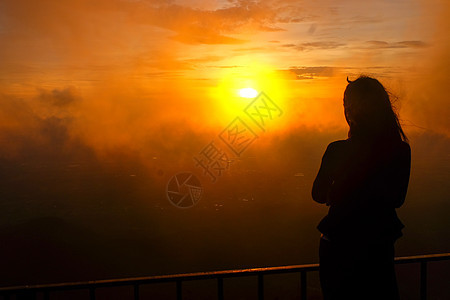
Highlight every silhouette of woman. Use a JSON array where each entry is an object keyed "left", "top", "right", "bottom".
[{"left": 312, "top": 76, "right": 411, "bottom": 300}]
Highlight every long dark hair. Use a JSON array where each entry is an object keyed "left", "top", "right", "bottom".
[{"left": 344, "top": 76, "right": 407, "bottom": 143}]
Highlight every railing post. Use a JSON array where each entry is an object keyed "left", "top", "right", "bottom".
[
  {"left": 176, "top": 279, "right": 182, "bottom": 300},
  {"left": 420, "top": 261, "right": 427, "bottom": 300},
  {"left": 301, "top": 271, "right": 307, "bottom": 300},
  {"left": 43, "top": 289, "right": 50, "bottom": 300},
  {"left": 217, "top": 277, "right": 224, "bottom": 300},
  {"left": 134, "top": 284, "right": 139, "bottom": 300},
  {"left": 89, "top": 287, "right": 96, "bottom": 300},
  {"left": 258, "top": 274, "right": 264, "bottom": 300}
]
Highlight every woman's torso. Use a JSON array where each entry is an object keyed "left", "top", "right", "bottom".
[{"left": 317, "top": 138, "right": 411, "bottom": 242}]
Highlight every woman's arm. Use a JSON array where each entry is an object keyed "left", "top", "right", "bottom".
[{"left": 312, "top": 144, "right": 334, "bottom": 204}]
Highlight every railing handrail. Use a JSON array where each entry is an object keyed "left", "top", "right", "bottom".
[
  {"left": 1, "top": 252, "right": 449, "bottom": 293},
  {"left": 0, "top": 264, "right": 320, "bottom": 293},
  {"left": 394, "top": 252, "right": 450, "bottom": 263}
]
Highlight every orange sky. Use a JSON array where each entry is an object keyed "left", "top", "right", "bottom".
[{"left": 0, "top": 0, "right": 449, "bottom": 162}]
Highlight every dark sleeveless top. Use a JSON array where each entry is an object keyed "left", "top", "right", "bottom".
[{"left": 312, "top": 138, "right": 411, "bottom": 242}]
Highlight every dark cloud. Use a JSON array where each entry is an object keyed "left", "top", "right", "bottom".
[
  {"left": 396, "top": 41, "right": 428, "bottom": 48},
  {"left": 365, "top": 40, "right": 428, "bottom": 49},
  {"left": 283, "top": 41, "right": 346, "bottom": 51},
  {"left": 0, "top": 93, "right": 76, "bottom": 161},
  {"left": 37, "top": 87, "right": 79, "bottom": 107},
  {"left": 287, "top": 66, "right": 337, "bottom": 79}
]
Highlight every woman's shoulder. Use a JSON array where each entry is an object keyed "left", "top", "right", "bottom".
[
  {"left": 323, "top": 139, "right": 351, "bottom": 159},
  {"left": 326, "top": 139, "right": 351, "bottom": 152}
]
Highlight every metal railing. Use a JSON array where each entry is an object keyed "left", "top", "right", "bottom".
[{"left": 0, "top": 253, "right": 449, "bottom": 300}]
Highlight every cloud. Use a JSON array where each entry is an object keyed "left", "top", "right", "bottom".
[
  {"left": 131, "top": 1, "right": 287, "bottom": 45},
  {"left": 287, "top": 66, "right": 337, "bottom": 79},
  {"left": 171, "top": 33, "right": 246, "bottom": 45},
  {"left": 365, "top": 40, "right": 428, "bottom": 49},
  {"left": 283, "top": 41, "right": 346, "bottom": 51},
  {"left": 0, "top": 92, "right": 77, "bottom": 160},
  {"left": 37, "top": 87, "right": 79, "bottom": 107}
]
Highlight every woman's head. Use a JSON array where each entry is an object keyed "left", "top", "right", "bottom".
[{"left": 343, "top": 76, "right": 407, "bottom": 142}]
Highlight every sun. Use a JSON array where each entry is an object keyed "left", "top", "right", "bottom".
[
  {"left": 208, "top": 62, "right": 291, "bottom": 131},
  {"left": 239, "top": 87, "right": 258, "bottom": 98}
]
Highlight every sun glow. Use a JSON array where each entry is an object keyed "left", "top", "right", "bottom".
[{"left": 210, "top": 63, "right": 291, "bottom": 132}]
